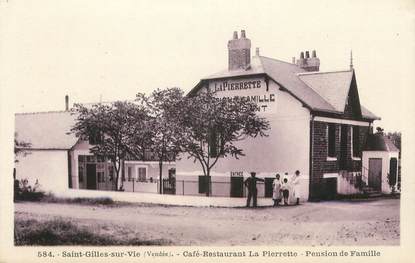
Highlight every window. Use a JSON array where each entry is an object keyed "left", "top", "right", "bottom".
[
  {"left": 96, "top": 163, "right": 105, "bottom": 183},
  {"left": 352, "top": 126, "right": 360, "bottom": 158},
  {"left": 97, "top": 171, "right": 105, "bottom": 183},
  {"left": 328, "top": 124, "right": 336, "bottom": 158},
  {"left": 78, "top": 163, "right": 84, "bottom": 183},
  {"left": 127, "top": 167, "right": 133, "bottom": 182},
  {"left": 209, "top": 127, "right": 224, "bottom": 157},
  {"left": 86, "top": 155, "right": 96, "bottom": 163},
  {"left": 137, "top": 167, "right": 147, "bottom": 182}
]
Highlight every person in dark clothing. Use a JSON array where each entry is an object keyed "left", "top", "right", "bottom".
[{"left": 244, "top": 172, "right": 265, "bottom": 207}]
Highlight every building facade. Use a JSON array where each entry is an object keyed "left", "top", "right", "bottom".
[
  {"left": 14, "top": 110, "right": 175, "bottom": 195},
  {"left": 176, "top": 30, "right": 384, "bottom": 201}
]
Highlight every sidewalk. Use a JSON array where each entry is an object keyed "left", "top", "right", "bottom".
[{"left": 56, "top": 189, "right": 276, "bottom": 207}]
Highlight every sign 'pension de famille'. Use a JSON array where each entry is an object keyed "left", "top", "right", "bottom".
[{"left": 210, "top": 77, "right": 276, "bottom": 112}]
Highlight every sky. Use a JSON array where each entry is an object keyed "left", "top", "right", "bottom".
[{"left": 1, "top": 0, "right": 414, "bottom": 132}]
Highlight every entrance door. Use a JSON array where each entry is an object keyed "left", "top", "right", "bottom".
[
  {"left": 389, "top": 158, "right": 398, "bottom": 186},
  {"left": 86, "top": 163, "right": 97, "bottom": 190},
  {"left": 339, "top": 125, "right": 348, "bottom": 170},
  {"left": 264, "top": 178, "right": 274, "bottom": 198},
  {"left": 368, "top": 158, "right": 382, "bottom": 191},
  {"left": 230, "top": 177, "right": 244, "bottom": 197}
]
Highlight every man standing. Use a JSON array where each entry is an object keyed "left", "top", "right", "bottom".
[{"left": 244, "top": 172, "right": 264, "bottom": 207}]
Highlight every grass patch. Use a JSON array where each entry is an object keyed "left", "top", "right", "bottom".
[
  {"left": 14, "top": 217, "right": 170, "bottom": 246},
  {"left": 39, "top": 195, "right": 116, "bottom": 206}
]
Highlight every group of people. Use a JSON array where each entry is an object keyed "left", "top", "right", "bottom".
[{"left": 244, "top": 170, "right": 301, "bottom": 208}]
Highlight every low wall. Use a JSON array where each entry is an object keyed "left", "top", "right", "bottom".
[{"left": 56, "top": 189, "right": 275, "bottom": 207}]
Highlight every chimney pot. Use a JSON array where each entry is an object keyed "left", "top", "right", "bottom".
[
  {"left": 233, "top": 31, "right": 238, "bottom": 39},
  {"left": 241, "top": 30, "right": 246, "bottom": 38},
  {"left": 65, "top": 95, "right": 69, "bottom": 111},
  {"left": 305, "top": 51, "right": 310, "bottom": 59},
  {"left": 300, "top": 52, "right": 304, "bottom": 59},
  {"left": 312, "top": 50, "right": 316, "bottom": 58}
]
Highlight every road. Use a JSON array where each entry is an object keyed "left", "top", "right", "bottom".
[{"left": 14, "top": 198, "right": 400, "bottom": 246}]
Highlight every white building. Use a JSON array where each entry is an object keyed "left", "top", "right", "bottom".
[
  {"left": 175, "top": 30, "right": 392, "bottom": 201},
  {"left": 14, "top": 110, "right": 175, "bottom": 194}
]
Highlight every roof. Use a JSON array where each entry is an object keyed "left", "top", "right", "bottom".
[
  {"left": 192, "top": 55, "right": 379, "bottom": 120},
  {"left": 297, "top": 70, "right": 353, "bottom": 112},
  {"left": 15, "top": 111, "right": 79, "bottom": 150},
  {"left": 364, "top": 133, "right": 399, "bottom": 152}
]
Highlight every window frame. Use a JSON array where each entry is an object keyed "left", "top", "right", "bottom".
[
  {"left": 327, "top": 123, "right": 337, "bottom": 161},
  {"left": 351, "top": 126, "right": 362, "bottom": 160},
  {"left": 136, "top": 165, "right": 147, "bottom": 182}
]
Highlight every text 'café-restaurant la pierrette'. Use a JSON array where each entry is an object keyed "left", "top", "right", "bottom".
[{"left": 15, "top": 30, "right": 399, "bottom": 201}]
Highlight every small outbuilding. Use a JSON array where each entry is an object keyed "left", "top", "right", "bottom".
[{"left": 362, "top": 133, "right": 400, "bottom": 194}]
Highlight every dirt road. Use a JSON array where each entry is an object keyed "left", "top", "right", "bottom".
[{"left": 15, "top": 199, "right": 400, "bottom": 246}]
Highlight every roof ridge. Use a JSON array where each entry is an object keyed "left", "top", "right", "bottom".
[
  {"left": 297, "top": 69, "right": 352, "bottom": 76},
  {"left": 15, "top": 110, "right": 70, "bottom": 115},
  {"left": 259, "top": 56, "right": 298, "bottom": 67}
]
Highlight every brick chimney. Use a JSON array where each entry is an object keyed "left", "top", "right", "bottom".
[
  {"left": 228, "top": 30, "right": 251, "bottom": 71},
  {"left": 296, "top": 50, "right": 320, "bottom": 71}
]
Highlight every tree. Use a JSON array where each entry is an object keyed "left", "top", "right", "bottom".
[
  {"left": 180, "top": 91, "right": 270, "bottom": 196},
  {"left": 14, "top": 132, "right": 32, "bottom": 180},
  {"left": 386, "top": 131, "right": 401, "bottom": 152},
  {"left": 14, "top": 132, "right": 31, "bottom": 163},
  {"left": 71, "top": 101, "right": 149, "bottom": 191},
  {"left": 136, "top": 87, "right": 185, "bottom": 194}
]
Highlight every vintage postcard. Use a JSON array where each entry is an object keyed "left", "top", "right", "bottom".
[{"left": 0, "top": 0, "right": 414, "bottom": 262}]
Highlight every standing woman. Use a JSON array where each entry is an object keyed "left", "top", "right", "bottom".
[
  {"left": 292, "top": 170, "right": 301, "bottom": 205},
  {"left": 272, "top": 174, "right": 282, "bottom": 207}
]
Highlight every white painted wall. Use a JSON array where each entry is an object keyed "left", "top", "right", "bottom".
[
  {"left": 362, "top": 150, "right": 399, "bottom": 194},
  {"left": 123, "top": 161, "right": 175, "bottom": 193},
  {"left": 15, "top": 150, "right": 69, "bottom": 193},
  {"left": 176, "top": 78, "right": 311, "bottom": 200}
]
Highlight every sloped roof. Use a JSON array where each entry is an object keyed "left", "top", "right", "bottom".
[
  {"left": 297, "top": 70, "right": 353, "bottom": 112},
  {"left": 15, "top": 111, "right": 78, "bottom": 150},
  {"left": 193, "top": 55, "right": 379, "bottom": 120},
  {"left": 361, "top": 105, "right": 380, "bottom": 120},
  {"left": 364, "top": 133, "right": 399, "bottom": 152}
]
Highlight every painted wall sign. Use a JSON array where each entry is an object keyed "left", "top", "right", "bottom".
[
  {"left": 214, "top": 80, "right": 262, "bottom": 92},
  {"left": 210, "top": 77, "right": 276, "bottom": 112},
  {"left": 230, "top": 171, "right": 244, "bottom": 177}
]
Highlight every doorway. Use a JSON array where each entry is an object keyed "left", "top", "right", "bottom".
[
  {"left": 86, "top": 163, "right": 97, "bottom": 190},
  {"left": 264, "top": 178, "right": 274, "bottom": 198},
  {"left": 230, "top": 177, "right": 244, "bottom": 197},
  {"left": 368, "top": 158, "right": 382, "bottom": 191}
]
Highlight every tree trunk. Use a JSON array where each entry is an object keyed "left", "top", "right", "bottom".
[
  {"left": 159, "top": 160, "right": 163, "bottom": 194},
  {"left": 205, "top": 168, "right": 210, "bottom": 197}
]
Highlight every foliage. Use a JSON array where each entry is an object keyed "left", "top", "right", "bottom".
[
  {"left": 14, "top": 179, "right": 45, "bottom": 201},
  {"left": 14, "top": 218, "right": 170, "bottom": 246},
  {"left": 71, "top": 101, "right": 149, "bottom": 190},
  {"left": 179, "top": 91, "right": 270, "bottom": 195},
  {"left": 387, "top": 172, "right": 397, "bottom": 194},
  {"left": 375, "top": 127, "right": 384, "bottom": 134},
  {"left": 14, "top": 132, "right": 31, "bottom": 163},
  {"left": 41, "top": 195, "right": 115, "bottom": 206},
  {"left": 386, "top": 131, "right": 401, "bottom": 151},
  {"left": 136, "top": 87, "right": 185, "bottom": 193}
]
